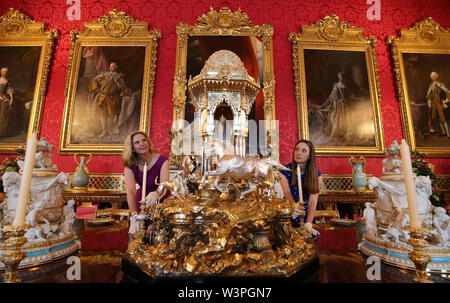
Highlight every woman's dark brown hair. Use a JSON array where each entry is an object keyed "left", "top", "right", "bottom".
[{"left": 290, "top": 139, "right": 320, "bottom": 195}]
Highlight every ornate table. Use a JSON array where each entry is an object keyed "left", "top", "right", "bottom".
[
  {"left": 318, "top": 190, "right": 377, "bottom": 216},
  {"left": 63, "top": 173, "right": 127, "bottom": 209},
  {"left": 63, "top": 189, "right": 127, "bottom": 209}
]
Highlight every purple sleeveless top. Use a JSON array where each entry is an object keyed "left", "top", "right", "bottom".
[{"left": 130, "top": 155, "right": 169, "bottom": 212}]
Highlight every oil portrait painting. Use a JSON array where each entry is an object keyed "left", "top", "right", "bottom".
[
  {"left": 0, "top": 46, "right": 41, "bottom": 144},
  {"left": 68, "top": 45, "right": 145, "bottom": 145},
  {"left": 305, "top": 49, "right": 376, "bottom": 148}
]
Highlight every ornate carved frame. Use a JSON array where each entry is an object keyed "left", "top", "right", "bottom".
[
  {"left": 60, "top": 9, "right": 161, "bottom": 154},
  {"left": 388, "top": 17, "right": 450, "bottom": 157},
  {"left": 169, "top": 7, "right": 277, "bottom": 165},
  {"left": 0, "top": 8, "right": 58, "bottom": 153},
  {"left": 289, "top": 15, "right": 384, "bottom": 156}
]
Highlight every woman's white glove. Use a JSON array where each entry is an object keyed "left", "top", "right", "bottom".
[
  {"left": 304, "top": 222, "right": 320, "bottom": 237},
  {"left": 145, "top": 191, "right": 159, "bottom": 207},
  {"left": 291, "top": 204, "right": 302, "bottom": 219},
  {"left": 128, "top": 212, "right": 140, "bottom": 235}
]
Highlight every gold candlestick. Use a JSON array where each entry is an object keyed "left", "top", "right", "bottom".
[
  {"left": 405, "top": 226, "right": 433, "bottom": 283},
  {"left": 1, "top": 225, "right": 29, "bottom": 283},
  {"left": 135, "top": 198, "right": 148, "bottom": 237}
]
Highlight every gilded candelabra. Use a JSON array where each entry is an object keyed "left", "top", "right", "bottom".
[
  {"left": 406, "top": 226, "right": 433, "bottom": 283},
  {"left": 0, "top": 225, "right": 29, "bottom": 283}
]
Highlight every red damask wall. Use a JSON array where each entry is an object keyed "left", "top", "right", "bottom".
[{"left": 1, "top": 0, "right": 449, "bottom": 177}]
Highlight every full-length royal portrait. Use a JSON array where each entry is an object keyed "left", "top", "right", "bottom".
[
  {"left": 60, "top": 9, "right": 161, "bottom": 154},
  {"left": 69, "top": 46, "right": 145, "bottom": 145},
  {"left": 388, "top": 17, "right": 450, "bottom": 156},
  {"left": 0, "top": 9, "right": 58, "bottom": 153},
  {"left": 0, "top": 47, "right": 40, "bottom": 142},
  {"left": 305, "top": 49, "right": 375, "bottom": 147},
  {"left": 401, "top": 53, "right": 450, "bottom": 148},
  {"left": 289, "top": 15, "right": 384, "bottom": 156}
]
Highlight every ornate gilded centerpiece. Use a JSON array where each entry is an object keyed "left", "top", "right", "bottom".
[{"left": 124, "top": 48, "right": 317, "bottom": 280}]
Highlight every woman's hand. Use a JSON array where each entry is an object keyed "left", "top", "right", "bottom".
[
  {"left": 145, "top": 191, "right": 159, "bottom": 206},
  {"left": 128, "top": 212, "right": 139, "bottom": 235},
  {"left": 305, "top": 222, "right": 320, "bottom": 237},
  {"left": 291, "top": 203, "right": 302, "bottom": 219}
]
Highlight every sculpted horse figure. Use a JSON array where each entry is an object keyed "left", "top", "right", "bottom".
[
  {"left": 200, "top": 155, "right": 290, "bottom": 199},
  {"left": 202, "top": 138, "right": 236, "bottom": 173}
]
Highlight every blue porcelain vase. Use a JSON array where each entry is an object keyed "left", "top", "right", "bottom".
[
  {"left": 71, "top": 153, "right": 91, "bottom": 189},
  {"left": 349, "top": 156, "right": 367, "bottom": 192}
]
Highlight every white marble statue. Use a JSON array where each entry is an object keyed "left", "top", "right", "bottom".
[
  {"left": 414, "top": 175, "right": 434, "bottom": 227},
  {"left": 1, "top": 171, "right": 21, "bottom": 224},
  {"left": 2, "top": 158, "right": 72, "bottom": 243},
  {"left": 34, "top": 137, "right": 57, "bottom": 170},
  {"left": 24, "top": 201, "right": 47, "bottom": 242},
  {"left": 366, "top": 141, "right": 448, "bottom": 248},
  {"left": 382, "top": 140, "right": 402, "bottom": 175},
  {"left": 381, "top": 207, "right": 410, "bottom": 243},
  {"left": 363, "top": 202, "right": 377, "bottom": 236},
  {"left": 360, "top": 141, "right": 449, "bottom": 272},
  {"left": 431, "top": 207, "right": 450, "bottom": 247},
  {"left": 368, "top": 176, "right": 406, "bottom": 226},
  {"left": 59, "top": 199, "right": 76, "bottom": 236}
]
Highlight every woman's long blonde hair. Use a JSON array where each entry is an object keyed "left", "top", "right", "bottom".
[
  {"left": 121, "top": 130, "right": 157, "bottom": 168},
  {"left": 289, "top": 139, "right": 320, "bottom": 195}
]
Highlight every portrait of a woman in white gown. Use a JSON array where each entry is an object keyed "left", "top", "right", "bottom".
[{"left": 305, "top": 49, "right": 376, "bottom": 148}]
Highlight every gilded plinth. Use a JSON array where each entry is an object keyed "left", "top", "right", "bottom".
[
  {"left": 0, "top": 225, "right": 29, "bottom": 283},
  {"left": 126, "top": 193, "right": 317, "bottom": 278}
]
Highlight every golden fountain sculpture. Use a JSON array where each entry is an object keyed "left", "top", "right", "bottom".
[{"left": 124, "top": 50, "right": 317, "bottom": 279}]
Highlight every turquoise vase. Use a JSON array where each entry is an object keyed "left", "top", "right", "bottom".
[
  {"left": 349, "top": 156, "right": 367, "bottom": 192},
  {"left": 71, "top": 153, "right": 91, "bottom": 189}
]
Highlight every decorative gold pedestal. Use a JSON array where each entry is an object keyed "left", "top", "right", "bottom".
[
  {"left": 126, "top": 195, "right": 318, "bottom": 279},
  {"left": 406, "top": 226, "right": 433, "bottom": 283},
  {"left": 0, "top": 225, "right": 29, "bottom": 283}
]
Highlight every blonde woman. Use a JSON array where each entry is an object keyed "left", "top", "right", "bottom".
[{"left": 122, "top": 130, "right": 170, "bottom": 235}]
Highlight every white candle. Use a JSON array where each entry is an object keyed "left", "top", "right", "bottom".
[
  {"left": 400, "top": 139, "right": 420, "bottom": 228},
  {"left": 141, "top": 162, "right": 147, "bottom": 203},
  {"left": 297, "top": 164, "right": 304, "bottom": 203},
  {"left": 13, "top": 132, "right": 38, "bottom": 226}
]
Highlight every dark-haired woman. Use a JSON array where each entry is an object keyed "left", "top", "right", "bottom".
[{"left": 279, "top": 140, "right": 322, "bottom": 236}]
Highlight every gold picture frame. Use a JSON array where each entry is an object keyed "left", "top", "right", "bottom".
[
  {"left": 388, "top": 17, "right": 450, "bottom": 157},
  {"left": 0, "top": 8, "right": 58, "bottom": 153},
  {"left": 289, "top": 15, "right": 384, "bottom": 156},
  {"left": 169, "top": 7, "right": 277, "bottom": 164},
  {"left": 60, "top": 9, "right": 161, "bottom": 154}
]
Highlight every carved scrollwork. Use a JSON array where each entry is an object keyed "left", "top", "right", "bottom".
[
  {"left": 94, "top": 8, "right": 136, "bottom": 38},
  {"left": 313, "top": 14, "right": 354, "bottom": 42},
  {"left": 409, "top": 17, "right": 448, "bottom": 44},
  {"left": 0, "top": 8, "right": 34, "bottom": 37},
  {"left": 195, "top": 7, "right": 254, "bottom": 34}
]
